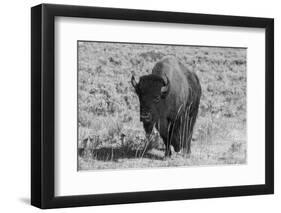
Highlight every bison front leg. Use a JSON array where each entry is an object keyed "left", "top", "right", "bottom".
[
  {"left": 157, "top": 119, "right": 172, "bottom": 158},
  {"left": 165, "top": 121, "right": 181, "bottom": 157},
  {"left": 160, "top": 134, "right": 172, "bottom": 157},
  {"left": 165, "top": 145, "right": 172, "bottom": 157}
]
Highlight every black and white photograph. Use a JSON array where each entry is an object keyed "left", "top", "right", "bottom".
[
  {"left": 0, "top": 0, "right": 277, "bottom": 211},
  {"left": 77, "top": 41, "right": 247, "bottom": 171}
]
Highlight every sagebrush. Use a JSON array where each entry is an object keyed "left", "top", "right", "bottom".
[{"left": 77, "top": 42, "right": 247, "bottom": 170}]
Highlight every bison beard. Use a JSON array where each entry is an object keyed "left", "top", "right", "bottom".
[{"left": 131, "top": 56, "right": 201, "bottom": 157}]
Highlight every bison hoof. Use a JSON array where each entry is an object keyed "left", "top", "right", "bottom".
[
  {"left": 173, "top": 145, "right": 181, "bottom": 152},
  {"left": 165, "top": 152, "right": 172, "bottom": 158},
  {"left": 180, "top": 148, "right": 191, "bottom": 158},
  {"left": 183, "top": 151, "right": 191, "bottom": 158}
]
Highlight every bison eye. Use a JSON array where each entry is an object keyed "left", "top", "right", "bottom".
[{"left": 153, "top": 96, "right": 160, "bottom": 103}]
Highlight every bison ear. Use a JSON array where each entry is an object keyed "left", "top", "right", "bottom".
[
  {"left": 131, "top": 75, "right": 139, "bottom": 91},
  {"left": 161, "top": 75, "right": 170, "bottom": 98}
]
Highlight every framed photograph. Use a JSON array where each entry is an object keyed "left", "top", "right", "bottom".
[{"left": 31, "top": 3, "right": 274, "bottom": 209}]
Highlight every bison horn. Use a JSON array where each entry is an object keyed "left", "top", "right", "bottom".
[
  {"left": 161, "top": 74, "right": 170, "bottom": 97},
  {"left": 131, "top": 75, "right": 138, "bottom": 89}
]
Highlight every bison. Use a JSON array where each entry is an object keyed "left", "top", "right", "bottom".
[{"left": 131, "top": 56, "right": 201, "bottom": 156}]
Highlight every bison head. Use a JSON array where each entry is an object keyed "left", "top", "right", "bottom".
[{"left": 131, "top": 74, "right": 170, "bottom": 136}]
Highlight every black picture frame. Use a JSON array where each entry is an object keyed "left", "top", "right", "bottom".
[{"left": 31, "top": 3, "right": 274, "bottom": 209}]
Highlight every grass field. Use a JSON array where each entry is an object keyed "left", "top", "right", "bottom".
[{"left": 77, "top": 41, "right": 247, "bottom": 171}]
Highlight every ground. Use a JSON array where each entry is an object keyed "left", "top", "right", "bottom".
[{"left": 77, "top": 42, "right": 247, "bottom": 170}]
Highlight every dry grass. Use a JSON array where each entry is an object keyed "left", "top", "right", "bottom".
[{"left": 77, "top": 42, "right": 247, "bottom": 170}]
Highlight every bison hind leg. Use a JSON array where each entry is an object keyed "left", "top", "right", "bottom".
[{"left": 165, "top": 146, "right": 172, "bottom": 157}]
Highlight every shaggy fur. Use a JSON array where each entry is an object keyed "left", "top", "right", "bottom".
[{"left": 132, "top": 56, "right": 201, "bottom": 156}]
